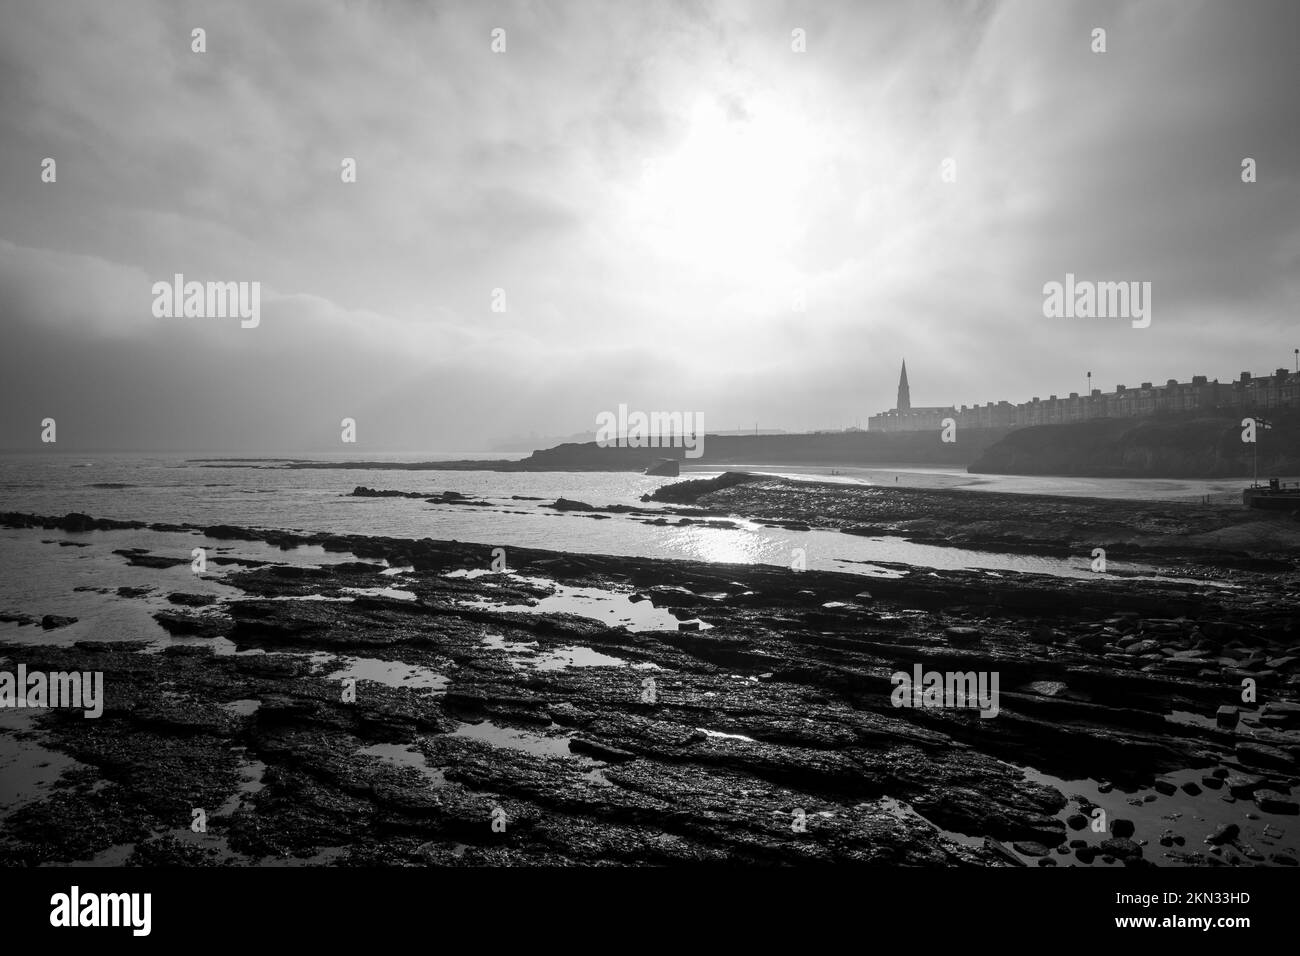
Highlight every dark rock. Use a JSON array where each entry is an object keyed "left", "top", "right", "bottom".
[
  {"left": 546, "top": 702, "right": 592, "bottom": 727},
  {"left": 113, "top": 549, "right": 189, "bottom": 569},
  {"left": 982, "top": 837, "right": 1025, "bottom": 866},
  {"left": 1254, "top": 790, "right": 1299, "bottom": 815},
  {"left": 547, "top": 498, "right": 596, "bottom": 512},
  {"left": 1127, "top": 639, "right": 1163, "bottom": 656},
  {"left": 1227, "top": 770, "right": 1268, "bottom": 801},
  {"left": 1075, "top": 632, "right": 1109, "bottom": 652},
  {"left": 1100, "top": 837, "right": 1142, "bottom": 860},
  {"left": 1206, "top": 823, "right": 1239, "bottom": 845},
  {"left": 1235, "top": 741, "right": 1293, "bottom": 771},
  {"left": 152, "top": 610, "right": 228, "bottom": 638},
  {"left": 569, "top": 738, "right": 637, "bottom": 762},
  {"left": 1261, "top": 701, "right": 1300, "bottom": 726},
  {"left": 1019, "top": 680, "right": 1069, "bottom": 697},
  {"left": 168, "top": 592, "right": 218, "bottom": 607},
  {"left": 1012, "top": 841, "right": 1052, "bottom": 857}
]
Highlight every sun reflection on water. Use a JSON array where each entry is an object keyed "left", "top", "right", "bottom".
[{"left": 662, "top": 526, "right": 773, "bottom": 565}]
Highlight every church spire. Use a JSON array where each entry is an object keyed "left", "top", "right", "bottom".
[{"left": 897, "top": 359, "right": 911, "bottom": 411}]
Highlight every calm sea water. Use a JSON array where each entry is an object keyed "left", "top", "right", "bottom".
[
  {"left": 0, "top": 453, "right": 1236, "bottom": 599},
  {"left": 0, "top": 451, "right": 1227, "bottom": 657}
]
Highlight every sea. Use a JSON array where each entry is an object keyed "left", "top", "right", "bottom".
[
  {"left": 1, "top": 453, "right": 1292, "bottom": 866},
  {"left": 0, "top": 450, "right": 1244, "bottom": 653},
  {"left": 0, "top": 452, "right": 1253, "bottom": 580},
  {"left": 0, "top": 452, "right": 1250, "bottom": 586}
]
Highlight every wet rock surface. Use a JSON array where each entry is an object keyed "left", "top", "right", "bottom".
[
  {"left": 643, "top": 473, "right": 1300, "bottom": 566},
  {"left": 1, "top": 491, "right": 1298, "bottom": 867}
]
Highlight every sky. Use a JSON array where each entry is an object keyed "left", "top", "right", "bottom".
[{"left": 1, "top": 0, "right": 1297, "bottom": 453}]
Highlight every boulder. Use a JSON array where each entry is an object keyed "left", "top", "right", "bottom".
[
  {"left": 168, "top": 592, "right": 217, "bottom": 607},
  {"left": 569, "top": 738, "right": 637, "bottom": 763},
  {"left": 1254, "top": 790, "right": 1299, "bottom": 815},
  {"left": 1099, "top": 837, "right": 1143, "bottom": 860},
  {"left": 1235, "top": 741, "right": 1293, "bottom": 771},
  {"left": 547, "top": 498, "right": 596, "bottom": 512},
  {"left": 1206, "top": 823, "right": 1239, "bottom": 845},
  {"left": 944, "top": 626, "right": 981, "bottom": 645},
  {"left": 1012, "top": 841, "right": 1052, "bottom": 857}
]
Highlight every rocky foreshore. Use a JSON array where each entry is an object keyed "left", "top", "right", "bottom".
[
  {"left": 644, "top": 472, "right": 1300, "bottom": 564},
  {"left": 1, "top": 485, "right": 1298, "bottom": 867}
]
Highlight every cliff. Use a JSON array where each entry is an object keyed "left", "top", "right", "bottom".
[
  {"left": 516, "top": 427, "right": 1016, "bottom": 471},
  {"left": 968, "top": 410, "right": 1300, "bottom": 479}
]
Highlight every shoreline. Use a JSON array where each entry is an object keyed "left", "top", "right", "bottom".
[{"left": 1, "top": 495, "right": 1298, "bottom": 866}]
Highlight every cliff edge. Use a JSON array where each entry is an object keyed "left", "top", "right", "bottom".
[{"left": 968, "top": 410, "right": 1300, "bottom": 478}]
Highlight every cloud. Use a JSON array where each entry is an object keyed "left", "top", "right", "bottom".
[{"left": 1, "top": 0, "right": 1297, "bottom": 449}]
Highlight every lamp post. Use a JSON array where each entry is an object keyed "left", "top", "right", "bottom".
[{"left": 1086, "top": 371, "right": 1092, "bottom": 419}]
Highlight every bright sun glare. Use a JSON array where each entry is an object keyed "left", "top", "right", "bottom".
[{"left": 630, "top": 96, "right": 816, "bottom": 276}]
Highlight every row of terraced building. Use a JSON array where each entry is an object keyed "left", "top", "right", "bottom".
[{"left": 867, "top": 361, "right": 1300, "bottom": 433}]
